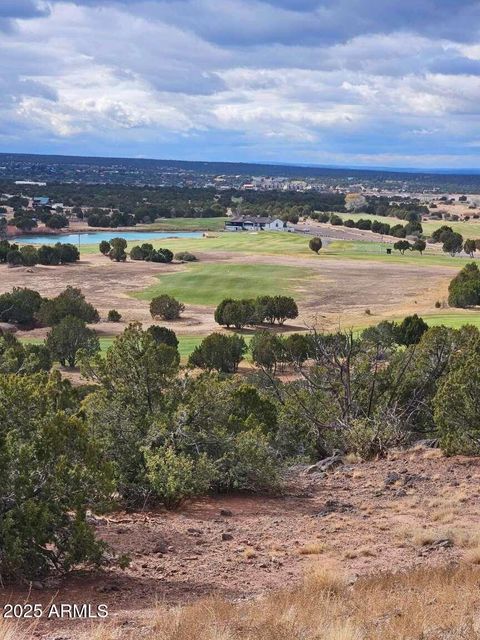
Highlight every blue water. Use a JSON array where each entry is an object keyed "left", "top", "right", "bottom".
[{"left": 13, "top": 230, "right": 203, "bottom": 245}]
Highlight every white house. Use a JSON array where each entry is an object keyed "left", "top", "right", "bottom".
[{"left": 225, "top": 216, "right": 289, "bottom": 232}]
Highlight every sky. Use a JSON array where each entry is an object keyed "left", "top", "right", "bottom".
[{"left": 2, "top": 1, "right": 480, "bottom": 168}]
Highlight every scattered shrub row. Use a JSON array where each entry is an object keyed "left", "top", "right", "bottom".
[
  {"left": 0, "top": 240, "right": 79, "bottom": 267},
  {"left": 215, "top": 296, "right": 299, "bottom": 329}
]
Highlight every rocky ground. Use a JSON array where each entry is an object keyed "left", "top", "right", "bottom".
[{"left": 3, "top": 446, "right": 480, "bottom": 639}]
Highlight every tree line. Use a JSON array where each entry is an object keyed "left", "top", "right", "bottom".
[
  {"left": 311, "top": 211, "right": 423, "bottom": 240},
  {"left": 0, "top": 240, "right": 79, "bottom": 266},
  {"left": 214, "top": 296, "right": 299, "bottom": 329}
]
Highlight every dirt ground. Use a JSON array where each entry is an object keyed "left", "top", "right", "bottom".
[
  {"left": 0, "top": 249, "right": 457, "bottom": 341},
  {"left": 4, "top": 446, "right": 480, "bottom": 639}
]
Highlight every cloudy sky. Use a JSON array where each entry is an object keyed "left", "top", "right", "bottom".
[{"left": 2, "top": 0, "right": 480, "bottom": 168}]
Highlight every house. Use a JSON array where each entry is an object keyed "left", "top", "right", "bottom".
[
  {"left": 225, "top": 215, "right": 288, "bottom": 232},
  {"left": 32, "top": 196, "right": 50, "bottom": 207}
]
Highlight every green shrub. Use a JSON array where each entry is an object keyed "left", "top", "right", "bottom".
[
  {"left": 0, "top": 373, "right": 113, "bottom": 581},
  {"left": 188, "top": 333, "right": 246, "bottom": 373},
  {"left": 145, "top": 446, "right": 217, "bottom": 509},
  {"left": 37, "top": 286, "right": 99, "bottom": 326},
  {"left": 150, "top": 294, "right": 185, "bottom": 320},
  {"left": 223, "top": 427, "right": 279, "bottom": 492},
  {"left": 343, "top": 415, "right": 408, "bottom": 459},
  {"left": 107, "top": 309, "right": 122, "bottom": 322},
  {"left": 448, "top": 263, "right": 480, "bottom": 308},
  {"left": 174, "top": 251, "right": 197, "bottom": 262},
  {"left": 434, "top": 349, "right": 480, "bottom": 455},
  {"left": 147, "top": 325, "right": 179, "bottom": 348},
  {"left": 0, "top": 287, "right": 43, "bottom": 326},
  {"left": 99, "top": 240, "right": 111, "bottom": 255},
  {"left": 46, "top": 316, "right": 100, "bottom": 367},
  {"left": 308, "top": 237, "right": 322, "bottom": 254},
  {"left": 19, "top": 245, "right": 38, "bottom": 267}
]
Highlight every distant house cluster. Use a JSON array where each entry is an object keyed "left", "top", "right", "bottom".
[
  {"left": 225, "top": 215, "right": 289, "bottom": 232},
  {"left": 32, "top": 196, "right": 50, "bottom": 207}
]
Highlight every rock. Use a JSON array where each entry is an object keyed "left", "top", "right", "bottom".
[
  {"left": 0, "top": 322, "right": 16, "bottom": 334},
  {"left": 222, "top": 533, "right": 234, "bottom": 541},
  {"left": 97, "top": 583, "right": 120, "bottom": 593},
  {"left": 317, "top": 499, "right": 354, "bottom": 517},
  {"left": 220, "top": 509, "right": 233, "bottom": 517},
  {"left": 415, "top": 438, "right": 439, "bottom": 448},
  {"left": 431, "top": 538, "right": 454, "bottom": 550},
  {"left": 420, "top": 538, "right": 454, "bottom": 555},
  {"left": 384, "top": 471, "right": 402, "bottom": 486},
  {"left": 31, "top": 581, "right": 44, "bottom": 590},
  {"left": 307, "top": 453, "right": 344, "bottom": 475}
]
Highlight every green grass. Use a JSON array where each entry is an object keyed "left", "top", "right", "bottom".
[
  {"left": 349, "top": 310, "right": 480, "bottom": 333},
  {"left": 321, "top": 240, "right": 469, "bottom": 268},
  {"left": 138, "top": 217, "right": 228, "bottom": 232},
  {"left": 77, "top": 228, "right": 474, "bottom": 269},
  {"left": 336, "top": 212, "right": 480, "bottom": 240},
  {"left": 20, "top": 334, "right": 208, "bottom": 360},
  {"left": 421, "top": 311, "right": 480, "bottom": 330},
  {"left": 132, "top": 262, "right": 313, "bottom": 306},
  {"left": 79, "top": 231, "right": 312, "bottom": 256}
]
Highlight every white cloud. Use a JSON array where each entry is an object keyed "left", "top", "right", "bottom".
[{"left": 1, "top": 0, "right": 480, "bottom": 166}]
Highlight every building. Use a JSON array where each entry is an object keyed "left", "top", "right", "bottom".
[
  {"left": 32, "top": 196, "right": 50, "bottom": 207},
  {"left": 225, "top": 216, "right": 288, "bottom": 232}
]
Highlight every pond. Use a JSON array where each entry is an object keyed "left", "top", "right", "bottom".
[{"left": 12, "top": 230, "right": 203, "bottom": 245}]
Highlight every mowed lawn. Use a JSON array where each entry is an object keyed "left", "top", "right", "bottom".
[
  {"left": 322, "top": 240, "right": 471, "bottom": 268},
  {"left": 79, "top": 231, "right": 313, "bottom": 256},
  {"left": 132, "top": 262, "right": 313, "bottom": 306},
  {"left": 421, "top": 311, "right": 480, "bottom": 330},
  {"left": 77, "top": 229, "right": 478, "bottom": 269},
  {"left": 351, "top": 310, "right": 480, "bottom": 332},
  {"left": 138, "top": 217, "right": 228, "bottom": 232},
  {"left": 336, "top": 211, "right": 480, "bottom": 239}
]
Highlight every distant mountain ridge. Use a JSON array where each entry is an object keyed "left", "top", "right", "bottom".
[{"left": 2, "top": 151, "right": 480, "bottom": 189}]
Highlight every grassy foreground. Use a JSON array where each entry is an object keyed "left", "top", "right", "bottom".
[
  {"left": 6, "top": 564, "right": 478, "bottom": 639},
  {"left": 132, "top": 262, "right": 313, "bottom": 306}
]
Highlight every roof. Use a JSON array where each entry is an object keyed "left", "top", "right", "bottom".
[{"left": 227, "top": 215, "right": 280, "bottom": 224}]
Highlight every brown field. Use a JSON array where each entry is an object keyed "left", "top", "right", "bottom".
[
  {"left": 4, "top": 446, "right": 480, "bottom": 639},
  {"left": 0, "top": 247, "right": 457, "bottom": 342}
]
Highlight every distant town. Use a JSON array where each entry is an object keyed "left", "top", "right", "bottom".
[{"left": 4, "top": 152, "right": 480, "bottom": 194}]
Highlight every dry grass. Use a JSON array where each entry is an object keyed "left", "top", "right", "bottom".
[
  {"left": 73, "top": 564, "right": 480, "bottom": 640},
  {"left": 464, "top": 547, "right": 480, "bottom": 565},
  {"left": 402, "top": 525, "right": 480, "bottom": 550},
  {"left": 298, "top": 542, "right": 326, "bottom": 555},
  {"left": 0, "top": 618, "right": 35, "bottom": 640}
]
